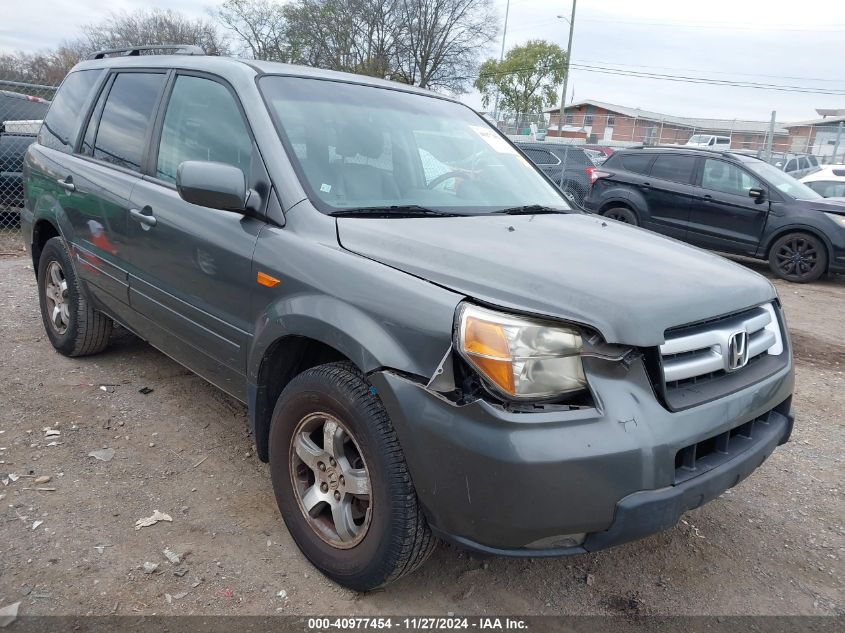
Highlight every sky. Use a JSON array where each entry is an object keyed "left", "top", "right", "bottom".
[{"left": 2, "top": 0, "right": 844, "bottom": 123}]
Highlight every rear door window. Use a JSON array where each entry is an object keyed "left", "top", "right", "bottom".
[
  {"left": 91, "top": 72, "right": 166, "bottom": 172},
  {"left": 650, "top": 154, "right": 697, "bottom": 184},
  {"left": 39, "top": 69, "right": 103, "bottom": 153},
  {"left": 155, "top": 75, "right": 253, "bottom": 184}
]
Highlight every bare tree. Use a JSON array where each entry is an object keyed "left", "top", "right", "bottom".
[
  {"left": 81, "top": 9, "right": 230, "bottom": 56},
  {"left": 283, "top": 0, "right": 402, "bottom": 77},
  {"left": 394, "top": 0, "right": 497, "bottom": 93},
  {"left": 215, "top": 0, "right": 288, "bottom": 61}
]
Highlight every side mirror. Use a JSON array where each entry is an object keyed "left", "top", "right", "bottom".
[
  {"left": 176, "top": 161, "right": 247, "bottom": 212},
  {"left": 748, "top": 187, "right": 766, "bottom": 203}
]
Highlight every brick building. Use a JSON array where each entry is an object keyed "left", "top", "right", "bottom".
[{"left": 546, "top": 99, "right": 791, "bottom": 152}]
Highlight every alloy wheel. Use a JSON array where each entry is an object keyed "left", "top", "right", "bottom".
[
  {"left": 776, "top": 237, "right": 818, "bottom": 279},
  {"left": 289, "top": 412, "right": 372, "bottom": 549},
  {"left": 44, "top": 261, "right": 70, "bottom": 334}
]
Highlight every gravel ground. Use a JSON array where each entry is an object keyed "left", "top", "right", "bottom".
[{"left": 0, "top": 237, "right": 842, "bottom": 617}]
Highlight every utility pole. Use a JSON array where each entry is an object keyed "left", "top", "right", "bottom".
[
  {"left": 764, "top": 111, "right": 776, "bottom": 162},
  {"left": 557, "top": 0, "right": 577, "bottom": 136},
  {"left": 492, "top": 0, "right": 511, "bottom": 126}
]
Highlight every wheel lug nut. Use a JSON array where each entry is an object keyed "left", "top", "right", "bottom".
[
  {"left": 339, "top": 475, "right": 345, "bottom": 486},
  {"left": 333, "top": 491, "right": 341, "bottom": 501},
  {"left": 318, "top": 462, "right": 326, "bottom": 471},
  {"left": 329, "top": 458, "right": 336, "bottom": 467},
  {"left": 320, "top": 482, "right": 328, "bottom": 493}
]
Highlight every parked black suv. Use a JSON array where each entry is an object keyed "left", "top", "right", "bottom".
[
  {"left": 584, "top": 147, "right": 845, "bottom": 282},
  {"left": 23, "top": 48, "right": 795, "bottom": 590},
  {"left": 515, "top": 142, "right": 593, "bottom": 205}
]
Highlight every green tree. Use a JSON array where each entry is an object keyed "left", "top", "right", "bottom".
[{"left": 475, "top": 40, "right": 566, "bottom": 114}]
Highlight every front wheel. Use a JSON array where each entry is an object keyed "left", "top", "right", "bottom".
[
  {"left": 268, "top": 362, "right": 435, "bottom": 590},
  {"left": 768, "top": 232, "right": 827, "bottom": 283}
]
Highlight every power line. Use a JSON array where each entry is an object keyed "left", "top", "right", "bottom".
[{"left": 470, "top": 61, "right": 845, "bottom": 96}]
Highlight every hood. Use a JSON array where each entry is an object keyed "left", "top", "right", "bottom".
[
  {"left": 337, "top": 213, "right": 777, "bottom": 346},
  {"left": 799, "top": 197, "right": 845, "bottom": 214}
]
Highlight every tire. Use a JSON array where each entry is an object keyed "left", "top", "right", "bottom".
[
  {"left": 768, "top": 232, "right": 827, "bottom": 283},
  {"left": 268, "top": 362, "right": 435, "bottom": 591},
  {"left": 602, "top": 206, "right": 638, "bottom": 225},
  {"left": 37, "top": 237, "right": 112, "bottom": 356}
]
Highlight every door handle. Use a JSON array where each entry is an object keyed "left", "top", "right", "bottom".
[
  {"left": 702, "top": 194, "right": 715, "bottom": 202},
  {"left": 56, "top": 177, "right": 75, "bottom": 192},
  {"left": 641, "top": 181, "right": 651, "bottom": 189},
  {"left": 129, "top": 208, "right": 157, "bottom": 228}
]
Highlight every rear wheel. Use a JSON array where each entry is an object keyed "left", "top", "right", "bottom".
[
  {"left": 768, "top": 232, "right": 827, "bottom": 283},
  {"left": 602, "top": 206, "right": 638, "bottom": 225},
  {"left": 37, "top": 237, "right": 112, "bottom": 356},
  {"left": 269, "top": 362, "right": 435, "bottom": 590}
]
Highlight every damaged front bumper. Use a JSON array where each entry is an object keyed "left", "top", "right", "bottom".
[{"left": 368, "top": 354, "right": 794, "bottom": 554}]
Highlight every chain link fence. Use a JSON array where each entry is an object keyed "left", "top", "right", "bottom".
[
  {"left": 496, "top": 110, "right": 845, "bottom": 170},
  {"left": 0, "top": 80, "right": 56, "bottom": 234}
]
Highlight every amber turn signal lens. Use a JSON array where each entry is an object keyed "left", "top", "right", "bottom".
[
  {"left": 463, "top": 317, "right": 510, "bottom": 359},
  {"left": 256, "top": 271, "right": 281, "bottom": 288},
  {"left": 468, "top": 355, "right": 516, "bottom": 395},
  {"left": 462, "top": 314, "right": 516, "bottom": 395}
]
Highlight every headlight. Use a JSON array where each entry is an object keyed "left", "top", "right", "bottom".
[
  {"left": 456, "top": 303, "right": 587, "bottom": 401},
  {"left": 824, "top": 212, "right": 845, "bottom": 228}
]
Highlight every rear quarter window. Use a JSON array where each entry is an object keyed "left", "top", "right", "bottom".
[
  {"left": 39, "top": 70, "right": 103, "bottom": 153},
  {"left": 613, "top": 152, "right": 654, "bottom": 175}
]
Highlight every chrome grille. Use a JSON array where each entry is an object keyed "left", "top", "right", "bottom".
[{"left": 660, "top": 303, "right": 784, "bottom": 384}]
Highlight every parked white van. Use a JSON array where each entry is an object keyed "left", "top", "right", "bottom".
[{"left": 685, "top": 134, "right": 731, "bottom": 149}]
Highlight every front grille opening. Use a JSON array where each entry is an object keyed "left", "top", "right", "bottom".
[
  {"left": 664, "top": 351, "right": 767, "bottom": 392},
  {"left": 673, "top": 415, "right": 771, "bottom": 484}
]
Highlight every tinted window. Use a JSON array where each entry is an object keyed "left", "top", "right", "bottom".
[
  {"left": 650, "top": 154, "right": 697, "bottom": 184},
  {"left": 520, "top": 148, "right": 558, "bottom": 166},
  {"left": 618, "top": 153, "right": 653, "bottom": 174},
  {"left": 156, "top": 75, "right": 252, "bottom": 184},
  {"left": 784, "top": 159, "right": 798, "bottom": 172},
  {"left": 807, "top": 180, "right": 845, "bottom": 198},
  {"left": 808, "top": 155, "right": 819, "bottom": 167},
  {"left": 93, "top": 73, "right": 165, "bottom": 172},
  {"left": 39, "top": 70, "right": 102, "bottom": 153},
  {"left": 554, "top": 148, "right": 591, "bottom": 167},
  {"left": 702, "top": 159, "right": 761, "bottom": 196}
]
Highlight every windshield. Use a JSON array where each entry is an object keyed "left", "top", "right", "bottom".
[
  {"left": 260, "top": 76, "right": 570, "bottom": 215},
  {"left": 687, "top": 135, "right": 711, "bottom": 144},
  {"left": 744, "top": 159, "right": 823, "bottom": 200}
]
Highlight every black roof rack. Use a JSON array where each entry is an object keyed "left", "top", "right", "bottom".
[{"left": 87, "top": 44, "right": 205, "bottom": 60}]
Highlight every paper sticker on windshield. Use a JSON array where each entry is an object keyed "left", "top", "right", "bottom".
[
  {"left": 470, "top": 126, "right": 517, "bottom": 155},
  {"left": 320, "top": 183, "right": 332, "bottom": 193}
]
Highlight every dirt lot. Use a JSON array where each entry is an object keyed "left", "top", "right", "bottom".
[{"left": 0, "top": 234, "right": 842, "bottom": 617}]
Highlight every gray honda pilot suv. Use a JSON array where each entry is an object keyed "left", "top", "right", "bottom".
[{"left": 22, "top": 47, "right": 795, "bottom": 591}]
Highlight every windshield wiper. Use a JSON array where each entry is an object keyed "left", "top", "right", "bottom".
[
  {"left": 490, "top": 204, "right": 569, "bottom": 215},
  {"left": 329, "top": 205, "right": 462, "bottom": 218}
]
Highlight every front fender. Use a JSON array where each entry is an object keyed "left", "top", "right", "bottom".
[
  {"left": 248, "top": 222, "right": 464, "bottom": 383},
  {"left": 249, "top": 293, "right": 437, "bottom": 381}
]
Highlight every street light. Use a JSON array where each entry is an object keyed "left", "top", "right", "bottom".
[{"left": 557, "top": 1, "right": 577, "bottom": 136}]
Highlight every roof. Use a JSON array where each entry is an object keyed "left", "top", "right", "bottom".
[
  {"left": 547, "top": 99, "right": 788, "bottom": 135},
  {"left": 612, "top": 145, "right": 767, "bottom": 163},
  {"left": 784, "top": 115, "right": 845, "bottom": 128},
  {"left": 73, "top": 54, "right": 452, "bottom": 102}
]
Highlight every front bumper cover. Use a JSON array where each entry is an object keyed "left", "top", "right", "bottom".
[{"left": 369, "top": 354, "right": 794, "bottom": 555}]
